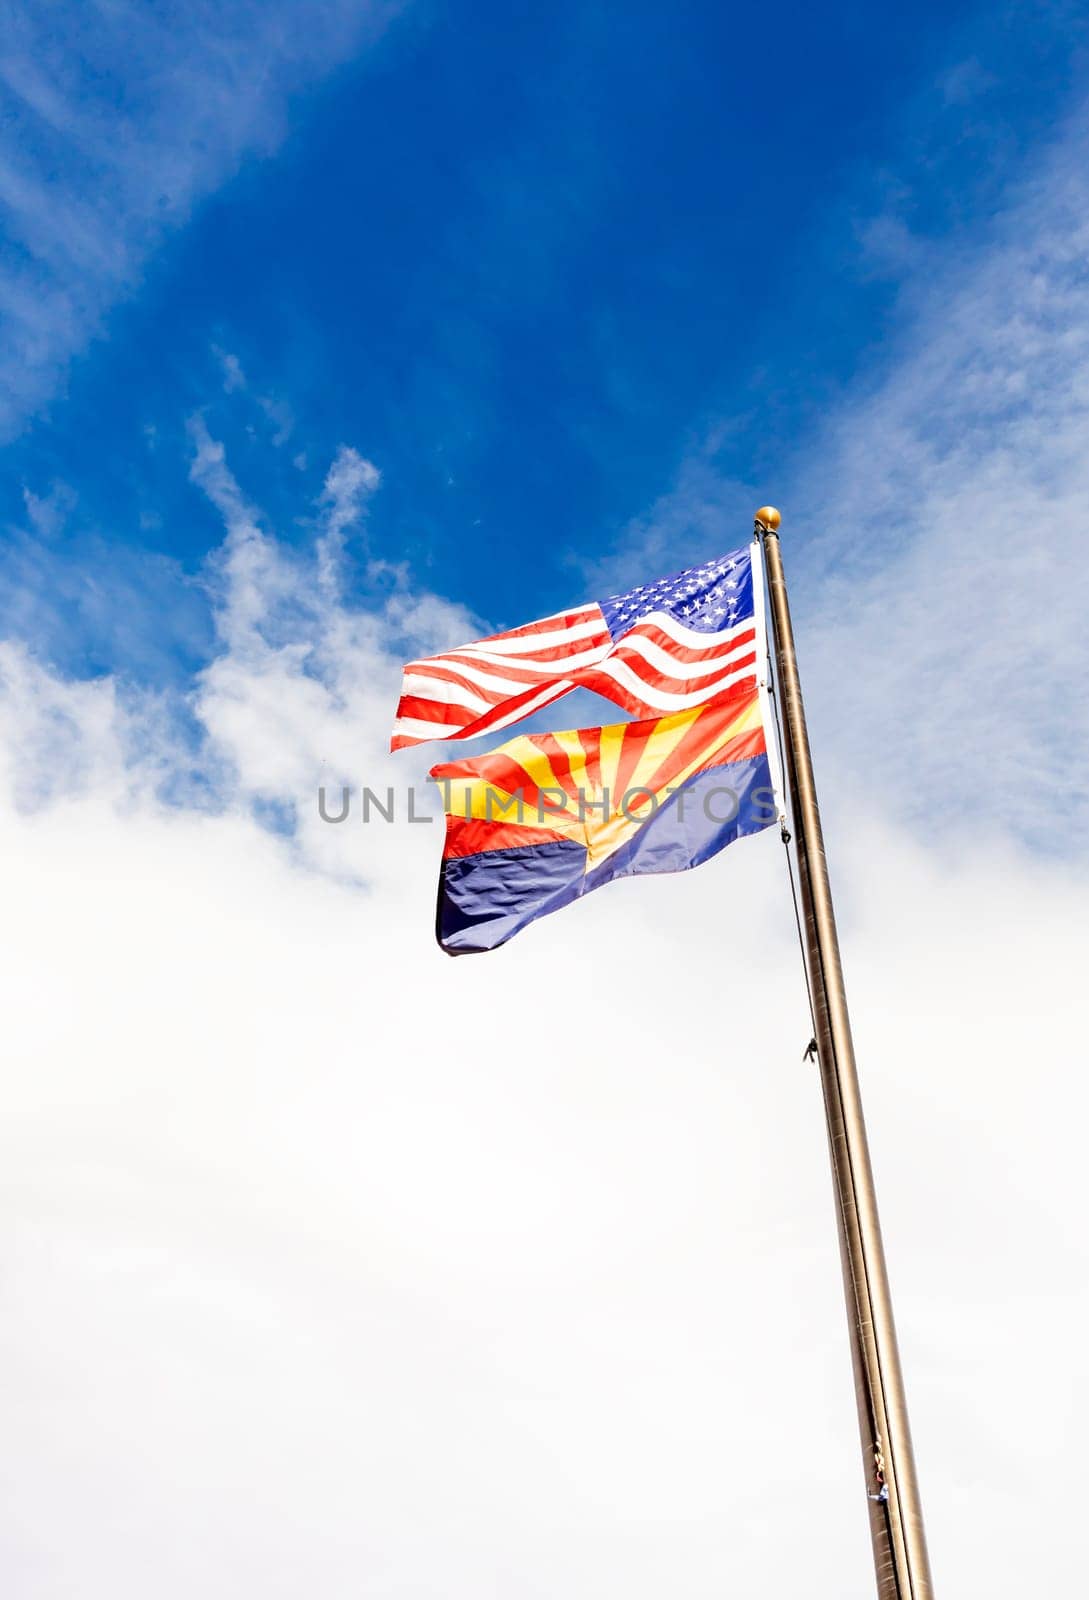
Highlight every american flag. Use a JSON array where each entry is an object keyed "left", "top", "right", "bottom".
[{"left": 390, "top": 544, "right": 759, "bottom": 750}]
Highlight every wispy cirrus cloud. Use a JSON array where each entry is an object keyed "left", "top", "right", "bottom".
[
  {"left": 789, "top": 107, "right": 1089, "bottom": 846},
  {"left": 585, "top": 100, "right": 1089, "bottom": 852},
  {"left": 0, "top": 0, "right": 400, "bottom": 438}
]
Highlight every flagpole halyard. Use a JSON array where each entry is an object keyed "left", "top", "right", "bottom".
[{"left": 755, "top": 507, "right": 934, "bottom": 1600}]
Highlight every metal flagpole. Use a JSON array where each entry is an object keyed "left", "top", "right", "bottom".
[{"left": 754, "top": 507, "right": 934, "bottom": 1600}]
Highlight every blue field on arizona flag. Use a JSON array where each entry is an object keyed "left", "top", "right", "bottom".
[{"left": 430, "top": 680, "right": 776, "bottom": 954}]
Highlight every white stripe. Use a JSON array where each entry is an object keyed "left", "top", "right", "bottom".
[
  {"left": 589, "top": 654, "right": 755, "bottom": 711},
  {"left": 407, "top": 660, "right": 539, "bottom": 696},
  {"left": 392, "top": 679, "right": 576, "bottom": 745},
  {"left": 629, "top": 606, "right": 754, "bottom": 651},
  {"left": 521, "top": 602, "right": 600, "bottom": 627},
  {"left": 391, "top": 714, "right": 471, "bottom": 743},
  {"left": 611, "top": 628, "right": 757, "bottom": 682},
  {"left": 448, "top": 613, "right": 607, "bottom": 658},
  {"left": 464, "top": 678, "right": 575, "bottom": 733},
  {"left": 399, "top": 674, "right": 495, "bottom": 713},
  {"left": 413, "top": 636, "right": 612, "bottom": 687}
]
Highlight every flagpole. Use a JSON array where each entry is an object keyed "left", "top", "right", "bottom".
[{"left": 754, "top": 507, "right": 934, "bottom": 1600}]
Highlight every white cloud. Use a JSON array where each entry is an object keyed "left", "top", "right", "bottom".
[
  {"left": 323, "top": 445, "right": 382, "bottom": 523},
  {"left": 592, "top": 102, "right": 1089, "bottom": 851},
  {"left": 787, "top": 109, "right": 1089, "bottom": 847},
  {"left": 0, "top": 0, "right": 401, "bottom": 438},
  {"left": 939, "top": 57, "right": 996, "bottom": 107},
  {"left": 0, "top": 413, "right": 1086, "bottom": 1595},
  {"left": 183, "top": 422, "right": 471, "bottom": 882},
  {"left": 212, "top": 346, "right": 298, "bottom": 444},
  {"left": 20, "top": 481, "right": 76, "bottom": 540},
  {"left": 317, "top": 445, "right": 381, "bottom": 590},
  {"left": 213, "top": 346, "right": 248, "bottom": 394}
]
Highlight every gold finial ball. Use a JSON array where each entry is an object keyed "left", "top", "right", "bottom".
[{"left": 754, "top": 505, "right": 781, "bottom": 532}]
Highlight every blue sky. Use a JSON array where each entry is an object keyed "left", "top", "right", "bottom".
[
  {"left": 3, "top": 0, "right": 1085, "bottom": 689},
  {"left": 3, "top": 9, "right": 1089, "bottom": 1597}
]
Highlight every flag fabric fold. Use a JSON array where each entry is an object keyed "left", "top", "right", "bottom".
[
  {"left": 429, "top": 679, "right": 775, "bottom": 954},
  {"left": 391, "top": 544, "right": 757, "bottom": 750}
]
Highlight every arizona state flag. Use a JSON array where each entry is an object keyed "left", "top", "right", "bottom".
[{"left": 430, "top": 679, "right": 777, "bottom": 954}]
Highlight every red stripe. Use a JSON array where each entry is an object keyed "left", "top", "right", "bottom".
[
  {"left": 419, "top": 625, "right": 610, "bottom": 672},
  {"left": 613, "top": 720, "right": 653, "bottom": 804},
  {"left": 704, "top": 724, "right": 767, "bottom": 768},
  {"left": 601, "top": 643, "right": 757, "bottom": 698},
  {"left": 394, "top": 694, "right": 481, "bottom": 729},
  {"left": 578, "top": 726, "right": 601, "bottom": 771},
  {"left": 465, "top": 605, "right": 601, "bottom": 645},
  {"left": 432, "top": 750, "right": 534, "bottom": 789},
  {"left": 619, "top": 618, "right": 755, "bottom": 662},
  {"left": 409, "top": 656, "right": 558, "bottom": 692},
  {"left": 450, "top": 681, "right": 575, "bottom": 742},
  {"left": 620, "top": 701, "right": 724, "bottom": 802},
  {"left": 405, "top": 612, "right": 608, "bottom": 673},
  {"left": 432, "top": 748, "right": 558, "bottom": 815},
  {"left": 522, "top": 733, "right": 583, "bottom": 807},
  {"left": 573, "top": 660, "right": 756, "bottom": 717},
  {"left": 635, "top": 693, "right": 762, "bottom": 797}
]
